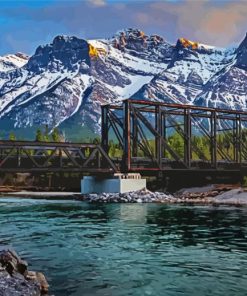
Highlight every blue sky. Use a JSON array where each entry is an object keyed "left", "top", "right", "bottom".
[{"left": 0, "top": 0, "right": 247, "bottom": 55}]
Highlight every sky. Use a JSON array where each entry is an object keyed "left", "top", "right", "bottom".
[{"left": 0, "top": 0, "right": 247, "bottom": 55}]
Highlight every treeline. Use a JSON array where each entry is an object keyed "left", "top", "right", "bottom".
[
  {"left": 106, "top": 130, "right": 245, "bottom": 161},
  {"left": 8, "top": 126, "right": 63, "bottom": 142},
  {"left": 157, "top": 130, "right": 245, "bottom": 161},
  {"left": 35, "top": 127, "right": 61, "bottom": 142},
  {"left": 7, "top": 126, "right": 246, "bottom": 161}
]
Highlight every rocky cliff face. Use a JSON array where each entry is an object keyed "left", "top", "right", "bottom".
[
  {"left": 111, "top": 28, "right": 173, "bottom": 63},
  {"left": 0, "top": 29, "right": 246, "bottom": 140}
]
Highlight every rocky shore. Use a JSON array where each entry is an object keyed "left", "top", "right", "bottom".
[
  {"left": 1, "top": 184, "right": 246, "bottom": 205},
  {"left": 174, "top": 184, "right": 247, "bottom": 204},
  {"left": 80, "top": 188, "right": 174, "bottom": 203},
  {"left": 79, "top": 184, "right": 247, "bottom": 205},
  {"left": 0, "top": 249, "right": 49, "bottom": 296}
]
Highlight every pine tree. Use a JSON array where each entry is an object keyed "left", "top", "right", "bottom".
[
  {"left": 43, "top": 125, "right": 50, "bottom": 142},
  {"left": 35, "top": 129, "right": 43, "bottom": 142},
  {"left": 51, "top": 128, "right": 60, "bottom": 142},
  {"left": 93, "top": 137, "right": 100, "bottom": 144},
  {"left": 168, "top": 132, "right": 184, "bottom": 158},
  {"left": 9, "top": 132, "right": 16, "bottom": 141}
]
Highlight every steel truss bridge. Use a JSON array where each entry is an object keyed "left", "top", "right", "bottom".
[
  {"left": 102, "top": 100, "right": 247, "bottom": 174},
  {"left": 0, "top": 99, "right": 247, "bottom": 175}
]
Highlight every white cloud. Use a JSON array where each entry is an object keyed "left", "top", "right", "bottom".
[{"left": 88, "top": 0, "right": 107, "bottom": 7}]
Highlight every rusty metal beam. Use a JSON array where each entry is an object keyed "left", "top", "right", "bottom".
[
  {"left": 132, "top": 106, "right": 187, "bottom": 168},
  {"left": 122, "top": 99, "right": 247, "bottom": 116},
  {"left": 155, "top": 105, "right": 163, "bottom": 168},
  {"left": 122, "top": 100, "right": 131, "bottom": 172},
  {"left": 184, "top": 109, "right": 191, "bottom": 167},
  {"left": 101, "top": 104, "right": 109, "bottom": 153}
]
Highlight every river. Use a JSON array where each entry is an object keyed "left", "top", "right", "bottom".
[{"left": 0, "top": 198, "right": 247, "bottom": 296}]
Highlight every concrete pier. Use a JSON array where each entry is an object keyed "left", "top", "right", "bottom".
[{"left": 81, "top": 173, "right": 146, "bottom": 194}]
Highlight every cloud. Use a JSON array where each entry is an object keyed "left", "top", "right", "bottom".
[
  {"left": 0, "top": 0, "right": 247, "bottom": 54},
  {"left": 88, "top": 0, "right": 107, "bottom": 7},
  {"left": 199, "top": 2, "right": 247, "bottom": 45},
  {"left": 148, "top": 0, "right": 247, "bottom": 46}
]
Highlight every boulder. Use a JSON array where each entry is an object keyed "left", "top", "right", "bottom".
[{"left": 0, "top": 250, "right": 49, "bottom": 296}]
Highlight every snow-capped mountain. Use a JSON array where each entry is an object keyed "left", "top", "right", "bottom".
[
  {"left": 0, "top": 53, "right": 28, "bottom": 72},
  {"left": 0, "top": 28, "right": 246, "bottom": 140},
  {"left": 133, "top": 37, "right": 236, "bottom": 105},
  {"left": 194, "top": 34, "right": 247, "bottom": 109}
]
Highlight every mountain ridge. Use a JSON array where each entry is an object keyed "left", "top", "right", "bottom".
[{"left": 0, "top": 28, "right": 246, "bottom": 140}]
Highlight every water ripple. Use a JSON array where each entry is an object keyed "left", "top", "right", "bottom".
[{"left": 0, "top": 198, "right": 247, "bottom": 295}]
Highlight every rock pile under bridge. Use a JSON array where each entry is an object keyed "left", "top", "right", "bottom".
[{"left": 81, "top": 188, "right": 174, "bottom": 203}]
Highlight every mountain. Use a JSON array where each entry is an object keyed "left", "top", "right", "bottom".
[
  {"left": 194, "top": 34, "right": 247, "bottom": 109},
  {"left": 0, "top": 53, "right": 28, "bottom": 72},
  {"left": 133, "top": 37, "right": 235, "bottom": 105},
  {"left": 0, "top": 28, "right": 245, "bottom": 140}
]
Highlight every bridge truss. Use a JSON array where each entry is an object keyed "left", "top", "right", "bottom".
[
  {"left": 0, "top": 141, "right": 117, "bottom": 173},
  {"left": 0, "top": 100, "right": 247, "bottom": 174},
  {"left": 102, "top": 100, "right": 247, "bottom": 172}
]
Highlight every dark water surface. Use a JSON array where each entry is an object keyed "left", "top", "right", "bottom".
[{"left": 0, "top": 198, "right": 247, "bottom": 296}]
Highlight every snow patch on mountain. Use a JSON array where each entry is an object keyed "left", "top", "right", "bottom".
[{"left": 0, "top": 53, "right": 28, "bottom": 72}]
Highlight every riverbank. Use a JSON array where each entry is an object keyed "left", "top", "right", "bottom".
[
  {"left": 78, "top": 184, "right": 247, "bottom": 205},
  {"left": 0, "top": 249, "right": 49, "bottom": 296},
  {"left": 173, "top": 184, "right": 246, "bottom": 204},
  {"left": 1, "top": 184, "right": 247, "bottom": 205},
  {"left": 0, "top": 191, "right": 81, "bottom": 199}
]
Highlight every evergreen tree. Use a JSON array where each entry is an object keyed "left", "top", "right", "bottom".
[
  {"left": 51, "top": 128, "right": 60, "bottom": 142},
  {"left": 35, "top": 129, "right": 43, "bottom": 142},
  {"left": 168, "top": 132, "right": 184, "bottom": 158},
  {"left": 9, "top": 132, "right": 16, "bottom": 141},
  {"left": 43, "top": 125, "right": 50, "bottom": 142},
  {"left": 93, "top": 137, "right": 100, "bottom": 144}
]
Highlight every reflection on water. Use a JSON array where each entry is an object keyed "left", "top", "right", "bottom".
[
  {"left": 120, "top": 204, "right": 148, "bottom": 223},
  {"left": 0, "top": 198, "right": 247, "bottom": 296}
]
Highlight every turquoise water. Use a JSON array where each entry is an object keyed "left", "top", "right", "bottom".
[{"left": 0, "top": 198, "right": 247, "bottom": 296}]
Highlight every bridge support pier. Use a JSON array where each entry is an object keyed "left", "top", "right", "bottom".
[{"left": 81, "top": 173, "right": 146, "bottom": 194}]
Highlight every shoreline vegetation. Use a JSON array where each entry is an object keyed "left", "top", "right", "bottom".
[{"left": 1, "top": 184, "right": 247, "bottom": 205}]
